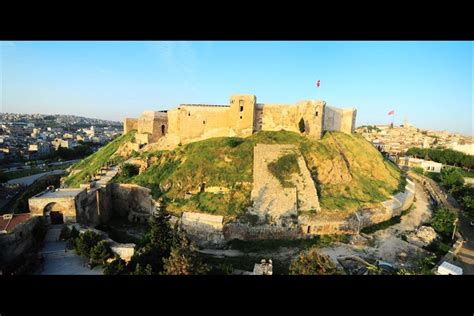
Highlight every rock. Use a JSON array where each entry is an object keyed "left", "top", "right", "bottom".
[{"left": 407, "top": 226, "right": 438, "bottom": 247}]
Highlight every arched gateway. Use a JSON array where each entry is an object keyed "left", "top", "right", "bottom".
[{"left": 43, "top": 202, "right": 66, "bottom": 225}]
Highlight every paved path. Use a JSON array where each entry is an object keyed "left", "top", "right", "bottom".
[
  {"left": 7, "top": 170, "right": 65, "bottom": 186},
  {"left": 36, "top": 225, "right": 103, "bottom": 275}
]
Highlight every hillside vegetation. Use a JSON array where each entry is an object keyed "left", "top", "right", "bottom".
[
  {"left": 108, "top": 130, "right": 404, "bottom": 220},
  {"left": 63, "top": 131, "right": 136, "bottom": 187}
]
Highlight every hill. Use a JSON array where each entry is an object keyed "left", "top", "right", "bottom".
[
  {"left": 65, "top": 130, "right": 405, "bottom": 220},
  {"left": 62, "top": 131, "right": 136, "bottom": 187}
]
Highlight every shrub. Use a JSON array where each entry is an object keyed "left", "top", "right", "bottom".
[
  {"left": 120, "top": 163, "right": 140, "bottom": 178},
  {"left": 70, "top": 226, "right": 80, "bottom": 239},
  {"left": 74, "top": 231, "right": 102, "bottom": 257},
  {"left": 267, "top": 153, "right": 300, "bottom": 188},
  {"left": 59, "top": 225, "right": 71, "bottom": 241},
  {"left": 431, "top": 207, "right": 456, "bottom": 238},
  {"left": 104, "top": 257, "right": 128, "bottom": 275},
  {"left": 289, "top": 247, "right": 341, "bottom": 275},
  {"left": 441, "top": 168, "right": 464, "bottom": 192},
  {"left": 161, "top": 229, "right": 209, "bottom": 275},
  {"left": 412, "top": 167, "right": 424, "bottom": 175},
  {"left": 298, "top": 118, "right": 306, "bottom": 133},
  {"left": 90, "top": 240, "right": 114, "bottom": 265}
]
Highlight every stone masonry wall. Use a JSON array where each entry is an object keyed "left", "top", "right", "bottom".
[
  {"left": 299, "top": 179, "right": 416, "bottom": 235},
  {"left": 0, "top": 216, "right": 43, "bottom": 269},
  {"left": 110, "top": 183, "right": 156, "bottom": 223}
]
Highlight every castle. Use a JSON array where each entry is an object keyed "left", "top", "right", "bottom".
[{"left": 123, "top": 94, "right": 357, "bottom": 147}]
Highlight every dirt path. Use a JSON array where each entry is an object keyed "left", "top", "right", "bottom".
[{"left": 321, "top": 179, "right": 434, "bottom": 268}]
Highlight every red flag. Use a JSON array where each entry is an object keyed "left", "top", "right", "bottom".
[
  {"left": 388, "top": 110, "right": 395, "bottom": 115},
  {"left": 316, "top": 80, "right": 320, "bottom": 88}
]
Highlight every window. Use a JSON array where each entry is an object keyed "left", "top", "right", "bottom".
[
  {"left": 239, "top": 100, "right": 244, "bottom": 112},
  {"left": 315, "top": 111, "right": 319, "bottom": 117},
  {"left": 203, "top": 120, "right": 206, "bottom": 124},
  {"left": 240, "top": 116, "right": 242, "bottom": 119},
  {"left": 188, "top": 112, "right": 191, "bottom": 116}
]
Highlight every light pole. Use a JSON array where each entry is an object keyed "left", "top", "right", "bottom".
[{"left": 451, "top": 218, "right": 458, "bottom": 241}]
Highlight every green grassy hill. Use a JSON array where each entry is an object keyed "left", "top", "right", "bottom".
[
  {"left": 106, "top": 130, "right": 404, "bottom": 220},
  {"left": 63, "top": 131, "right": 136, "bottom": 187}
]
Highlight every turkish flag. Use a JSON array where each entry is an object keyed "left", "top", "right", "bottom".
[
  {"left": 316, "top": 80, "right": 320, "bottom": 88},
  {"left": 388, "top": 110, "right": 395, "bottom": 115}
]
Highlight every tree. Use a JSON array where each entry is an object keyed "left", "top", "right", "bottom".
[
  {"left": 74, "top": 230, "right": 102, "bottom": 257},
  {"left": 441, "top": 168, "right": 464, "bottom": 192},
  {"left": 131, "top": 263, "right": 153, "bottom": 275},
  {"left": 70, "top": 226, "right": 80, "bottom": 239},
  {"left": 431, "top": 207, "right": 456, "bottom": 238},
  {"left": 161, "top": 226, "right": 209, "bottom": 275},
  {"left": 128, "top": 200, "right": 174, "bottom": 273},
  {"left": 298, "top": 118, "right": 306, "bottom": 133},
  {"left": 59, "top": 225, "right": 71, "bottom": 241},
  {"left": 121, "top": 163, "right": 139, "bottom": 178},
  {"left": 104, "top": 257, "right": 128, "bottom": 275},
  {"left": 90, "top": 240, "right": 114, "bottom": 265},
  {"left": 412, "top": 167, "right": 424, "bottom": 175},
  {"left": 289, "top": 247, "right": 341, "bottom": 275},
  {"left": 0, "top": 170, "right": 8, "bottom": 184}
]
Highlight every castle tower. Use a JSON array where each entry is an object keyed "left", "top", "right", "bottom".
[{"left": 229, "top": 94, "right": 256, "bottom": 137}]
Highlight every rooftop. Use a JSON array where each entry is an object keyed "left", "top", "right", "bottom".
[
  {"left": 180, "top": 104, "right": 230, "bottom": 108},
  {"left": 0, "top": 213, "right": 31, "bottom": 233},
  {"left": 32, "top": 188, "right": 84, "bottom": 199}
]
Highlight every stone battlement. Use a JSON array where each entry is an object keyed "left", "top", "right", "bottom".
[{"left": 124, "top": 94, "right": 357, "bottom": 149}]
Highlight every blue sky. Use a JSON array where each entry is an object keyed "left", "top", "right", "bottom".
[{"left": 1, "top": 41, "right": 472, "bottom": 135}]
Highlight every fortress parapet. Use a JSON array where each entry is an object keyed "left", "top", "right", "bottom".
[{"left": 123, "top": 94, "right": 357, "bottom": 147}]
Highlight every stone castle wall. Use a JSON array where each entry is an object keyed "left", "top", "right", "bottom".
[
  {"left": 110, "top": 183, "right": 156, "bottom": 223},
  {"left": 123, "top": 118, "right": 138, "bottom": 134},
  {"left": 324, "top": 106, "right": 357, "bottom": 135},
  {"left": 123, "top": 95, "right": 356, "bottom": 147},
  {"left": 0, "top": 216, "right": 43, "bottom": 269},
  {"left": 299, "top": 179, "right": 416, "bottom": 235}
]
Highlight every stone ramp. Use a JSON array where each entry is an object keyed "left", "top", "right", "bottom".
[{"left": 250, "top": 144, "right": 320, "bottom": 222}]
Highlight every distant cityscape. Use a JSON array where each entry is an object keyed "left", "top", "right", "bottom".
[
  {"left": 0, "top": 113, "right": 122, "bottom": 163},
  {"left": 356, "top": 119, "right": 474, "bottom": 159}
]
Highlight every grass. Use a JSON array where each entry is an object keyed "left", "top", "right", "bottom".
[
  {"left": 3, "top": 162, "right": 74, "bottom": 181},
  {"left": 65, "top": 129, "right": 404, "bottom": 218},
  {"left": 228, "top": 234, "right": 350, "bottom": 253},
  {"left": 63, "top": 131, "right": 136, "bottom": 187},
  {"left": 361, "top": 205, "right": 414, "bottom": 235},
  {"left": 200, "top": 235, "right": 351, "bottom": 275},
  {"left": 267, "top": 153, "right": 300, "bottom": 187},
  {"left": 1, "top": 174, "right": 61, "bottom": 214}
]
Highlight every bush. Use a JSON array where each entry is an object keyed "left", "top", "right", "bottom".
[
  {"left": 431, "top": 207, "right": 456, "bottom": 238},
  {"left": 267, "top": 153, "right": 300, "bottom": 188},
  {"left": 70, "top": 226, "right": 80, "bottom": 239},
  {"left": 412, "top": 167, "right": 424, "bottom": 175},
  {"left": 74, "top": 231, "right": 102, "bottom": 257},
  {"left": 104, "top": 257, "right": 128, "bottom": 275},
  {"left": 161, "top": 230, "right": 209, "bottom": 275},
  {"left": 121, "top": 163, "right": 140, "bottom": 178},
  {"left": 289, "top": 247, "right": 341, "bottom": 275},
  {"left": 90, "top": 240, "right": 114, "bottom": 265},
  {"left": 59, "top": 225, "right": 71, "bottom": 241},
  {"left": 441, "top": 168, "right": 464, "bottom": 192},
  {"left": 298, "top": 118, "right": 306, "bottom": 133}
]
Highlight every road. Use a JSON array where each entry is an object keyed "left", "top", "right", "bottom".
[
  {"left": 419, "top": 174, "right": 474, "bottom": 274},
  {"left": 7, "top": 170, "right": 66, "bottom": 186}
]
